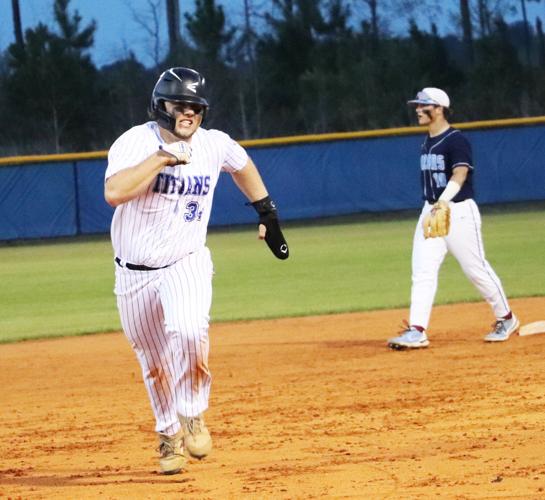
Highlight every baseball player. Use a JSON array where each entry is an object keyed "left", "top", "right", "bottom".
[
  {"left": 104, "top": 67, "right": 289, "bottom": 474},
  {"left": 387, "top": 87, "right": 519, "bottom": 350}
]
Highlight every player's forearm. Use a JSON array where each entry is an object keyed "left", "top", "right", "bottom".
[
  {"left": 230, "top": 158, "right": 268, "bottom": 202},
  {"left": 105, "top": 152, "right": 171, "bottom": 207}
]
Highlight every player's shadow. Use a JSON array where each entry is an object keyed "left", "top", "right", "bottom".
[
  {"left": 0, "top": 469, "right": 193, "bottom": 488},
  {"left": 323, "top": 339, "right": 384, "bottom": 349},
  {"left": 254, "top": 339, "right": 385, "bottom": 349}
]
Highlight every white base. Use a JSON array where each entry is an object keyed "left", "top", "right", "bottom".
[{"left": 519, "top": 320, "right": 545, "bottom": 336}]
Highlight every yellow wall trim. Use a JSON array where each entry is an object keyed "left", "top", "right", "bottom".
[{"left": 2, "top": 115, "right": 545, "bottom": 166}]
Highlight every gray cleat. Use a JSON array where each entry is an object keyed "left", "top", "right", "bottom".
[{"left": 484, "top": 315, "right": 520, "bottom": 342}]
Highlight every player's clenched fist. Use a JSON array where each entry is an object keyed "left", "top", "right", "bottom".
[{"left": 159, "top": 141, "right": 192, "bottom": 165}]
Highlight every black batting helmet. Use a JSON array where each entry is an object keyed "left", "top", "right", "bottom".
[{"left": 149, "top": 67, "right": 209, "bottom": 130}]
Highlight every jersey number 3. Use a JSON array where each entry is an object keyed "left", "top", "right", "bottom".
[{"left": 184, "top": 201, "right": 202, "bottom": 222}]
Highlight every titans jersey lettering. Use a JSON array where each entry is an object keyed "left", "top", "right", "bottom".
[
  {"left": 420, "top": 128, "right": 474, "bottom": 203},
  {"left": 153, "top": 173, "right": 211, "bottom": 196}
]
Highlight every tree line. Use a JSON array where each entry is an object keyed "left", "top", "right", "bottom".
[{"left": 2, "top": 0, "right": 545, "bottom": 155}]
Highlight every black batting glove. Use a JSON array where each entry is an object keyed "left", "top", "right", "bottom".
[{"left": 251, "top": 196, "right": 289, "bottom": 260}]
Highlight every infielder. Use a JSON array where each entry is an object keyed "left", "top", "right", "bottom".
[
  {"left": 388, "top": 87, "right": 518, "bottom": 350},
  {"left": 104, "top": 67, "right": 289, "bottom": 474}
]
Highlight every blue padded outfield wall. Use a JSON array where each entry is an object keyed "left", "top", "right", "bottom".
[{"left": 1, "top": 122, "right": 545, "bottom": 240}]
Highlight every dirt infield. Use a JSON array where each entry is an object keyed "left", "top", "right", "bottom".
[{"left": 1, "top": 297, "right": 545, "bottom": 499}]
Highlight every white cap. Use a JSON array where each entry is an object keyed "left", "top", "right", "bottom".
[{"left": 407, "top": 87, "right": 450, "bottom": 108}]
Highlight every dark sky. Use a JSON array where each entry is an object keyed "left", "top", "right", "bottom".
[{"left": 2, "top": 0, "right": 542, "bottom": 69}]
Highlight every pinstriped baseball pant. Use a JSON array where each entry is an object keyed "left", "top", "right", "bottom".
[{"left": 114, "top": 247, "right": 213, "bottom": 436}]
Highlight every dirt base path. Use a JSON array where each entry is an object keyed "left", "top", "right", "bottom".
[{"left": 1, "top": 297, "right": 545, "bottom": 499}]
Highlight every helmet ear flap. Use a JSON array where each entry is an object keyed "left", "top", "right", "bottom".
[
  {"left": 149, "top": 98, "right": 176, "bottom": 131},
  {"left": 148, "top": 97, "right": 165, "bottom": 118}
]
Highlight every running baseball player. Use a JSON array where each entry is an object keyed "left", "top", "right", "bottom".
[
  {"left": 387, "top": 87, "right": 519, "bottom": 350},
  {"left": 104, "top": 67, "right": 289, "bottom": 474}
]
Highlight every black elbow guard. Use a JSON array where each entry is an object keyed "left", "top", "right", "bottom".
[{"left": 251, "top": 196, "right": 289, "bottom": 260}]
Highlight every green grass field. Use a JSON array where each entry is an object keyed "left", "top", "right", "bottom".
[{"left": 1, "top": 203, "right": 543, "bottom": 343}]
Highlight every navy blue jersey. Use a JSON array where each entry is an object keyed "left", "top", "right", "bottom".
[{"left": 419, "top": 127, "right": 474, "bottom": 203}]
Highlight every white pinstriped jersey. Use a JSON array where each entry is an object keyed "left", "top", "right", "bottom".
[{"left": 105, "top": 121, "right": 248, "bottom": 268}]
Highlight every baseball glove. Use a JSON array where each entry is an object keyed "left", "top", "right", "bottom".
[
  {"left": 251, "top": 196, "right": 289, "bottom": 260},
  {"left": 159, "top": 141, "right": 192, "bottom": 164},
  {"left": 422, "top": 200, "right": 450, "bottom": 238}
]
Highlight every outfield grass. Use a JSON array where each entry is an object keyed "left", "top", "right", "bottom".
[{"left": 0, "top": 203, "right": 543, "bottom": 343}]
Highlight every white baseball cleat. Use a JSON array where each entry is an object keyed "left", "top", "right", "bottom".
[
  {"left": 388, "top": 327, "right": 430, "bottom": 350},
  {"left": 179, "top": 414, "right": 212, "bottom": 459},
  {"left": 484, "top": 314, "right": 520, "bottom": 342},
  {"left": 157, "top": 430, "right": 185, "bottom": 475}
]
